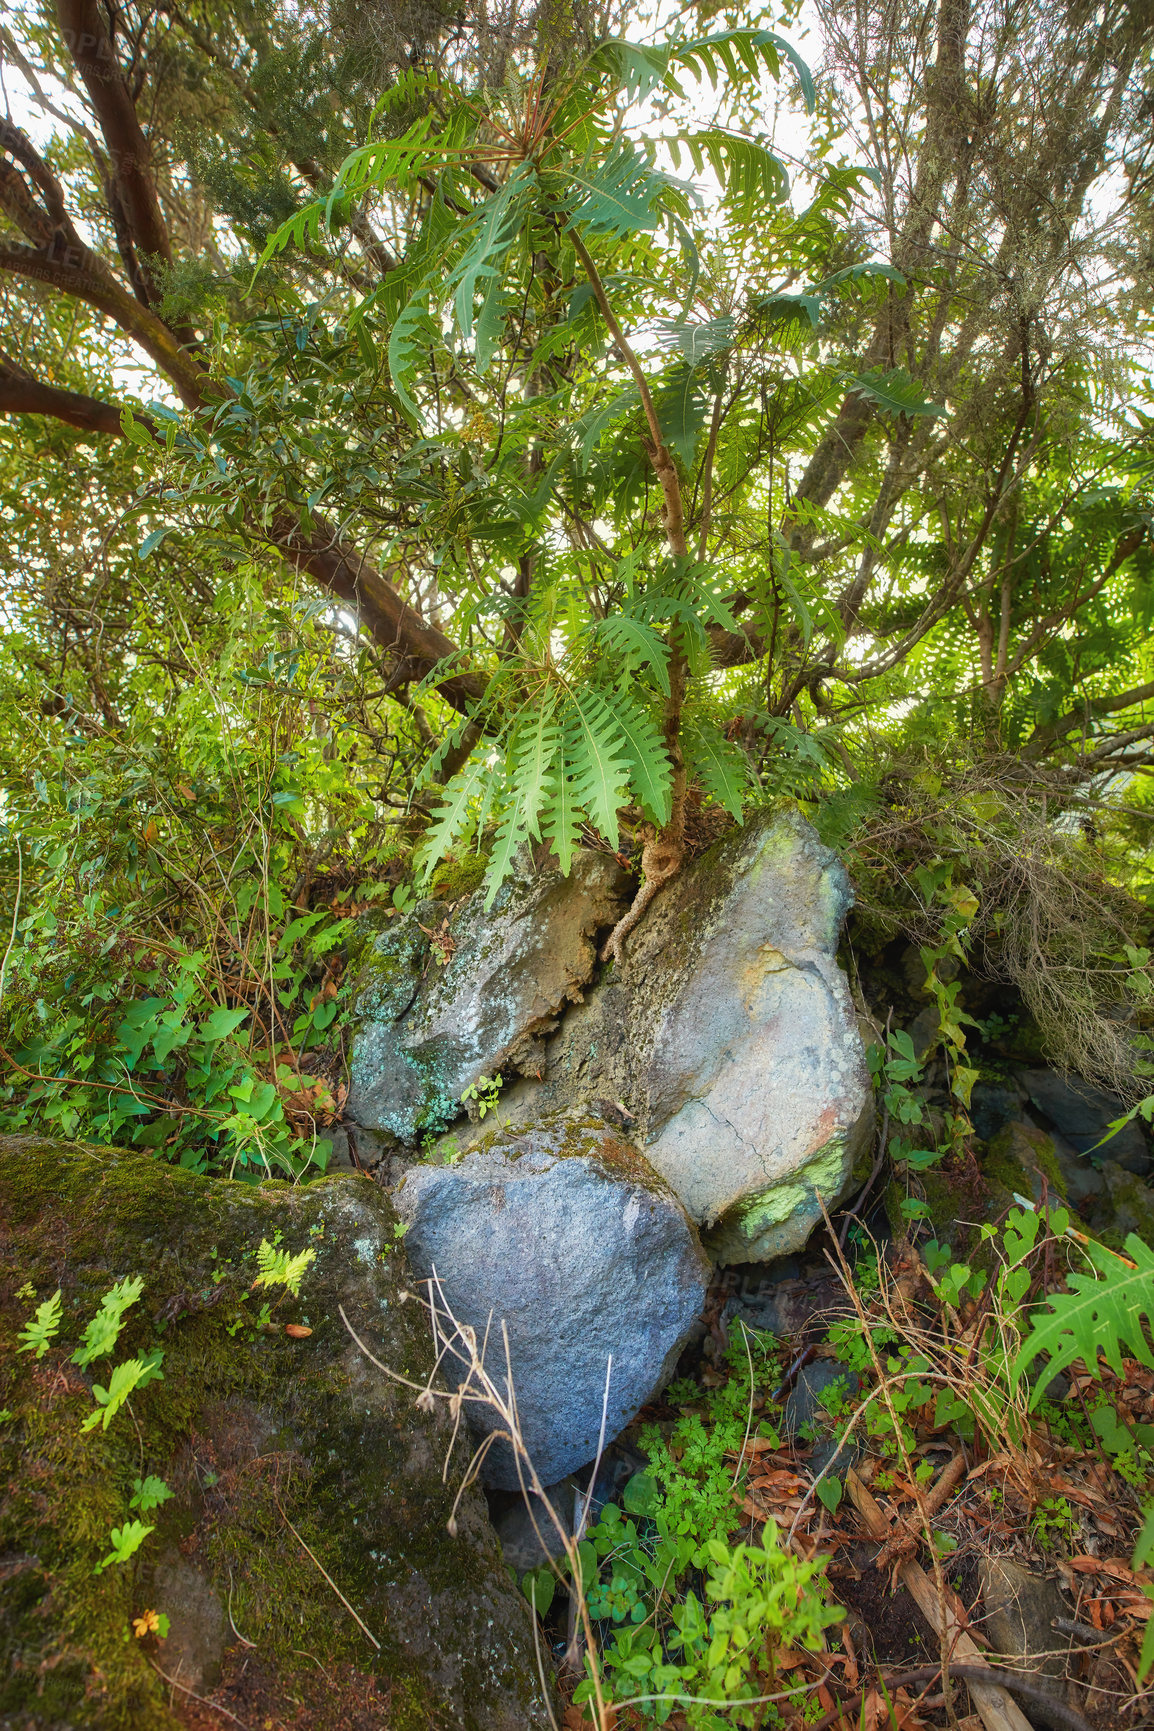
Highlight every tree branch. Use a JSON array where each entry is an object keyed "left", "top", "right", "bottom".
[
  {"left": 55, "top": 0, "right": 177, "bottom": 314},
  {"left": 0, "top": 361, "right": 126, "bottom": 436}
]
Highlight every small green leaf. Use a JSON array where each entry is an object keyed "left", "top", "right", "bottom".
[
  {"left": 130, "top": 1475, "right": 173, "bottom": 1514},
  {"left": 816, "top": 1475, "right": 843, "bottom": 1513},
  {"left": 93, "top": 1519, "right": 154, "bottom": 1574},
  {"left": 199, "top": 1006, "right": 251, "bottom": 1042},
  {"left": 18, "top": 1289, "right": 63, "bottom": 1358}
]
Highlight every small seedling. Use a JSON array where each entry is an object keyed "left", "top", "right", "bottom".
[
  {"left": 94, "top": 1520, "right": 154, "bottom": 1574},
  {"left": 17, "top": 1289, "right": 63, "bottom": 1358}
]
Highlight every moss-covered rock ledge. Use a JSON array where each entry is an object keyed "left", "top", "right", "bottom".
[{"left": 0, "top": 1136, "right": 547, "bottom": 1731}]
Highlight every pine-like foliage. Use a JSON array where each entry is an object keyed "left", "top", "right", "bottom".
[{"left": 1013, "top": 1234, "right": 1154, "bottom": 1402}]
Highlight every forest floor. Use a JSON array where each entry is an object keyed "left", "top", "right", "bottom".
[{"left": 548, "top": 1217, "right": 1154, "bottom": 1731}]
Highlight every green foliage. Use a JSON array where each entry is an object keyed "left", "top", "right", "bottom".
[
  {"left": 17, "top": 1288, "right": 63, "bottom": 1358},
  {"left": 1014, "top": 1233, "right": 1154, "bottom": 1400},
  {"left": 72, "top": 1275, "right": 144, "bottom": 1368},
  {"left": 93, "top": 1519, "right": 155, "bottom": 1576},
  {"left": 80, "top": 1350, "right": 166, "bottom": 1433},
  {"left": 460, "top": 1073, "right": 503, "bottom": 1118},
  {"left": 129, "top": 1475, "right": 173, "bottom": 1515},
  {"left": 253, "top": 1238, "right": 316, "bottom": 1298}
]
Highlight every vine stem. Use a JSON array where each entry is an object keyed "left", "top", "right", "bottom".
[{"left": 569, "top": 230, "right": 691, "bottom": 964}]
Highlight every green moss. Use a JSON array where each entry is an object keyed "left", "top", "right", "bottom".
[
  {"left": 431, "top": 854, "right": 487, "bottom": 903},
  {"left": 983, "top": 1123, "right": 1067, "bottom": 1204},
  {"left": 0, "top": 1136, "right": 542, "bottom": 1730}
]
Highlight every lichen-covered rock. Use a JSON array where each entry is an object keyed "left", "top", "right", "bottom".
[
  {"left": 439, "top": 813, "right": 872, "bottom": 1263},
  {"left": 0, "top": 1136, "right": 547, "bottom": 1731},
  {"left": 394, "top": 1111, "right": 711, "bottom": 1488},
  {"left": 346, "top": 850, "right": 629, "bottom": 1144}
]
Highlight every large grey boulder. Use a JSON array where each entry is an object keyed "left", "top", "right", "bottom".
[
  {"left": 394, "top": 1111, "right": 711, "bottom": 1488},
  {"left": 438, "top": 812, "right": 872, "bottom": 1263},
  {"left": 0, "top": 1136, "right": 547, "bottom": 1731},
  {"left": 347, "top": 850, "right": 629, "bottom": 1143}
]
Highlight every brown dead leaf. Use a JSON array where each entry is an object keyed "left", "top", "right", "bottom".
[{"left": 1068, "top": 1556, "right": 1146, "bottom": 1586}]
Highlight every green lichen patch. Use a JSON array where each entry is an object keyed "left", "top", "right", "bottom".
[
  {"left": 703, "top": 1136, "right": 852, "bottom": 1264},
  {"left": 0, "top": 1136, "right": 544, "bottom": 1731}
]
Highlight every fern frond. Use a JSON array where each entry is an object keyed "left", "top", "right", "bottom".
[
  {"left": 73, "top": 1274, "right": 144, "bottom": 1368},
  {"left": 564, "top": 144, "right": 685, "bottom": 239},
  {"left": 543, "top": 750, "right": 582, "bottom": 874},
  {"left": 1013, "top": 1235, "right": 1154, "bottom": 1403},
  {"left": 653, "top": 363, "right": 712, "bottom": 467},
  {"left": 17, "top": 1289, "right": 63, "bottom": 1359},
  {"left": 601, "top": 688, "right": 672, "bottom": 825},
  {"left": 565, "top": 688, "right": 632, "bottom": 848},
  {"left": 594, "top": 613, "right": 671, "bottom": 696},
  {"left": 672, "top": 129, "right": 789, "bottom": 219},
  {"left": 670, "top": 29, "right": 815, "bottom": 112},
  {"left": 253, "top": 1240, "right": 317, "bottom": 1298},
  {"left": 846, "top": 366, "right": 945, "bottom": 420},
  {"left": 388, "top": 287, "right": 440, "bottom": 425},
  {"left": 655, "top": 317, "right": 736, "bottom": 368},
  {"left": 419, "top": 752, "right": 493, "bottom": 882},
  {"left": 684, "top": 718, "right": 749, "bottom": 819}
]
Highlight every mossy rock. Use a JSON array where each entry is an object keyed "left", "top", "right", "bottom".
[{"left": 0, "top": 1136, "right": 546, "bottom": 1731}]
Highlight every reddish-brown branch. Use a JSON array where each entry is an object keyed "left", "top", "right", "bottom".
[
  {"left": 0, "top": 364, "right": 126, "bottom": 436},
  {"left": 55, "top": 0, "right": 176, "bottom": 312}
]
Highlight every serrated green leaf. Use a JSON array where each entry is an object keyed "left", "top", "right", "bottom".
[
  {"left": 1013, "top": 1235, "right": 1154, "bottom": 1402},
  {"left": 684, "top": 719, "right": 749, "bottom": 820},
  {"left": 388, "top": 288, "right": 439, "bottom": 425},
  {"left": 564, "top": 145, "right": 672, "bottom": 238},
  {"left": 654, "top": 363, "right": 711, "bottom": 467},
  {"left": 565, "top": 689, "right": 631, "bottom": 849},
  {"left": 847, "top": 366, "right": 945, "bottom": 419},
  {"left": 601, "top": 688, "right": 672, "bottom": 825},
  {"left": 595, "top": 613, "right": 671, "bottom": 696},
  {"left": 420, "top": 752, "right": 492, "bottom": 883},
  {"left": 573, "top": 386, "right": 640, "bottom": 470}
]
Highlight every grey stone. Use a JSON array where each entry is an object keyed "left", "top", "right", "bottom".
[
  {"left": 346, "top": 851, "right": 629, "bottom": 1144},
  {"left": 979, "top": 1557, "right": 1069, "bottom": 1696},
  {"left": 437, "top": 812, "right": 872, "bottom": 1264},
  {"left": 1018, "top": 1068, "right": 1150, "bottom": 1173},
  {"left": 395, "top": 1110, "right": 711, "bottom": 1489},
  {"left": 147, "top": 1555, "right": 226, "bottom": 1692},
  {"left": 491, "top": 1480, "right": 575, "bottom": 1574},
  {"left": 971, "top": 1079, "right": 1028, "bottom": 1143},
  {"left": 1086, "top": 1161, "right": 1154, "bottom": 1241},
  {"left": 782, "top": 1359, "right": 859, "bottom": 1441}
]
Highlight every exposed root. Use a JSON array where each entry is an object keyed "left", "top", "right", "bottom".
[{"left": 598, "top": 826, "right": 683, "bottom": 967}]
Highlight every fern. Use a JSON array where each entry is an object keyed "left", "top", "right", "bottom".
[
  {"left": 72, "top": 1274, "right": 144, "bottom": 1368},
  {"left": 566, "top": 688, "right": 633, "bottom": 849},
  {"left": 387, "top": 287, "right": 439, "bottom": 425},
  {"left": 653, "top": 363, "right": 712, "bottom": 466},
  {"left": 563, "top": 144, "right": 680, "bottom": 239},
  {"left": 17, "top": 1289, "right": 62, "bottom": 1358},
  {"left": 601, "top": 688, "right": 672, "bottom": 826},
  {"left": 80, "top": 1348, "right": 165, "bottom": 1432},
  {"left": 253, "top": 1239, "right": 317, "bottom": 1298},
  {"left": 684, "top": 718, "right": 749, "bottom": 820},
  {"left": 656, "top": 317, "right": 736, "bottom": 368},
  {"left": 847, "top": 366, "right": 945, "bottom": 420},
  {"left": 672, "top": 130, "right": 789, "bottom": 219},
  {"left": 594, "top": 613, "right": 671, "bottom": 695},
  {"left": 1013, "top": 1234, "right": 1154, "bottom": 1405},
  {"left": 670, "top": 30, "right": 816, "bottom": 112}
]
